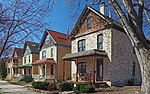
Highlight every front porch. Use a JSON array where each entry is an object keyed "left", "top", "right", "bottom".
[
  {"left": 32, "top": 58, "right": 56, "bottom": 82},
  {"left": 63, "top": 49, "right": 111, "bottom": 85}
]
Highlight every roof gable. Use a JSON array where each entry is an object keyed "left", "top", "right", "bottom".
[
  {"left": 47, "top": 30, "right": 71, "bottom": 46},
  {"left": 23, "top": 41, "right": 39, "bottom": 55},
  {"left": 12, "top": 48, "right": 23, "bottom": 57},
  {"left": 70, "top": 6, "right": 115, "bottom": 37},
  {"left": 39, "top": 30, "right": 71, "bottom": 49}
]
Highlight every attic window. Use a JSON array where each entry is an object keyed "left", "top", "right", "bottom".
[
  {"left": 87, "top": 17, "right": 91, "bottom": 29},
  {"left": 45, "top": 35, "right": 50, "bottom": 44}
]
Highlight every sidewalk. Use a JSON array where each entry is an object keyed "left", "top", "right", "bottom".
[{"left": 0, "top": 80, "right": 41, "bottom": 94}]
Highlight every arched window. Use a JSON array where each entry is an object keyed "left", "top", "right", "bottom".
[
  {"left": 97, "top": 34, "right": 103, "bottom": 49},
  {"left": 45, "top": 35, "right": 50, "bottom": 44},
  {"left": 78, "top": 39, "right": 86, "bottom": 52}
]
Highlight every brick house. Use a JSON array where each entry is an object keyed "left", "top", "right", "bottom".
[
  {"left": 32, "top": 30, "right": 71, "bottom": 82},
  {"left": 6, "top": 48, "right": 23, "bottom": 80},
  {"left": 63, "top": 5, "right": 142, "bottom": 86},
  {"left": 21, "top": 41, "right": 39, "bottom": 75}
]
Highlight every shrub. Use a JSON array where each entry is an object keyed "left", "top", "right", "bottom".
[
  {"left": 75, "top": 83, "right": 95, "bottom": 93},
  {"left": 47, "top": 82, "right": 57, "bottom": 91},
  {"left": 58, "top": 81, "right": 74, "bottom": 91},
  {"left": 32, "top": 81, "right": 49, "bottom": 90},
  {"left": 127, "top": 79, "right": 134, "bottom": 86},
  {"left": 22, "top": 75, "right": 33, "bottom": 83}
]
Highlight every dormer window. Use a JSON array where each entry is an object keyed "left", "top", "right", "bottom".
[
  {"left": 87, "top": 17, "right": 91, "bottom": 29},
  {"left": 45, "top": 35, "right": 50, "bottom": 44}
]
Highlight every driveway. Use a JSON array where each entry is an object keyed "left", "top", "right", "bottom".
[{"left": 0, "top": 80, "right": 42, "bottom": 94}]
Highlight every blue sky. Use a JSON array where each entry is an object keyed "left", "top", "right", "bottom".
[
  {"left": 45, "top": 0, "right": 100, "bottom": 34},
  {"left": 44, "top": 0, "right": 149, "bottom": 38}
]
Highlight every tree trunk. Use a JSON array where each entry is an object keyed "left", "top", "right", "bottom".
[{"left": 137, "top": 48, "right": 150, "bottom": 94}]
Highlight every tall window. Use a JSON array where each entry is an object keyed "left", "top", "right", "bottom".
[
  {"left": 78, "top": 39, "right": 85, "bottom": 52},
  {"left": 24, "top": 57, "right": 26, "bottom": 64},
  {"left": 51, "top": 48, "right": 53, "bottom": 57},
  {"left": 29, "top": 55, "right": 30, "bottom": 63},
  {"left": 78, "top": 62, "right": 86, "bottom": 76},
  {"left": 51, "top": 65, "right": 54, "bottom": 75},
  {"left": 87, "top": 17, "right": 91, "bottom": 29},
  {"left": 97, "top": 34, "right": 103, "bottom": 49},
  {"left": 45, "top": 35, "right": 50, "bottom": 44},
  {"left": 42, "top": 51, "right": 46, "bottom": 59},
  {"left": 132, "top": 62, "right": 135, "bottom": 76}
]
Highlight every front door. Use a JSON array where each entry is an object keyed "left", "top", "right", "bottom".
[{"left": 96, "top": 58, "right": 103, "bottom": 81}]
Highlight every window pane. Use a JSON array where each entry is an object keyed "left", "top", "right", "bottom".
[
  {"left": 51, "top": 48, "right": 53, "bottom": 57},
  {"left": 87, "top": 18, "right": 91, "bottom": 28},
  {"left": 78, "top": 62, "right": 86, "bottom": 76},
  {"left": 78, "top": 40, "right": 86, "bottom": 52},
  {"left": 97, "top": 34, "right": 103, "bottom": 49}
]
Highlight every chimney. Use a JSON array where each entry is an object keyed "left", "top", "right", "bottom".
[{"left": 100, "top": 2, "right": 108, "bottom": 16}]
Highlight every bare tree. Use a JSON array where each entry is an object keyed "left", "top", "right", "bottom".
[
  {"left": 66, "top": 0, "right": 150, "bottom": 94},
  {"left": 0, "top": 0, "right": 55, "bottom": 57}
]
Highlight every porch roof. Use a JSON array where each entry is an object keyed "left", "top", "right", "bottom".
[
  {"left": 63, "top": 49, "right": 107, "bottom": 60},
  {"left": 17, "top": 64, "right": 32, "bottom": 68},
  {"left": 32, "top": 58, "right": 56, "bottom": 65}
]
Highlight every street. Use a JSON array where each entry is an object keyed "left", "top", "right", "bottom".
[{"left": 0, "top": 80, "right": 42, "bottom": 94}]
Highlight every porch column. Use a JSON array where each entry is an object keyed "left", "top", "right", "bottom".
[
  {"left": 32, "top": 66, "right": 33, "bottom": 76},
  {"left": 76, "top": 58, "right": 78, "bottom": 82},
  {"left": 45, "top": 64, "right": 47, "bottom": 79},
  {"left": 62, "top": 60, "right": 65, "bottom": 81},
  {"left": 93, "top": 56, "right": 95, "bottom": 83}
]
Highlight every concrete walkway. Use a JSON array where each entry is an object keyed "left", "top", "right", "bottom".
[{"left": 0, "top": 80, "right": 42, "bottom": 94}]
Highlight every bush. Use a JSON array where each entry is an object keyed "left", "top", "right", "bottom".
[
  {"left": 127, "top": 78, "right": 134, "bottom": 86},
  {"left": 22, "top": 75, "right": 33, "bottom": 83},
  {"left": 58, "top": 81, "right": 74, "bottom": 91},
  {"left": 47, "top": 82, "right": 57, "bottom": 91},
  {"left": 75, "top": 83, "right": 95, "bottom": 93},
  {"left": 32, "top": 81, "right": 49, "bottom": 90}
]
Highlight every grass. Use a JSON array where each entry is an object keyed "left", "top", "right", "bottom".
[
  {"left": 70, "top": 86, "right": 141, "bottom": 94},
  {"left": 10, "top": 81, "right": 31, "bottom": 86}
]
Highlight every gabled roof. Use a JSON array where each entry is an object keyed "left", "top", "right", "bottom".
[
  {"left": 12, "top": 48, "right": 23, "bottom": 57},
  {"left": 23, "top": 41, "right": 40, "bottom": 54},
  {"left": 47, "top": 30, "right": 71, "bottom": 46},
  {"left": 70, "top": 5, "right": 122, "bottom": 36},
  {"left": 39, "top": 29, "right": 71, "bottom": 49}
]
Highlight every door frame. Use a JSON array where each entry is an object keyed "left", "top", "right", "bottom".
[{"left": 96, "top": 58, "right": 103, "bottom": 81}]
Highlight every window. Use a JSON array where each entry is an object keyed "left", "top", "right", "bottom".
[
  {"left": 24, "top": 57, "right": 26, "bottom": 64},
  {"left": 51, "top": 48, "right": 53, "bottom": 57},
  {"left": 29, "top": 69, "right": 31, "bottom": 74},
  {"left": 29, "top": 55, "right": 30, "bottom": 63},
  {"left": 78, "top": 62, "right": 86, "bottom": 76},
  {"left": 45, "top": 35, "right": 50, "bottom": 44},
  {"left": 42, "top": 66, "right": 45, "bottom": 76},
  {"left": 51, "top": 65, "right": 54, "bottom": 75},
  {"left": 87, "top": 17, "right": 91, "bottom": 29},
  {"left": 97, "top": 34, "right": 103, "bottom": 49},
  {"left": 78, "top": 39, "right": 85, "bottom": 52},
  {"left": 42, "top": 51, "right": 46, "bottom": 59},
  {"left": 132, "top": 62, "right": 135, "bottom": 76}
]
